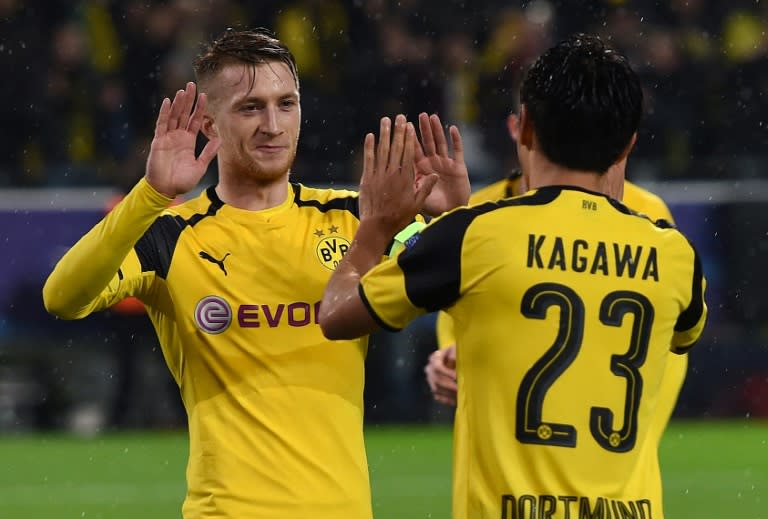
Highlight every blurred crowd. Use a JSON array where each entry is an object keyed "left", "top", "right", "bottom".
[{"left": 0, "top": 0, "right": 766, "bottom": 189}]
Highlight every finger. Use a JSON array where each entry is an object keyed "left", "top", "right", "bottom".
[
  {"left": 154, "top": 97, "right": 172, "bottom": 137},
  {"left": 435, "top": 390, "right": 458, "bottom": 406},
  {"left": 167, "top": 89, "right": 186, "bottom": 131},
  {"left": 178, "top": 82, "right": 197, "bottom": 131},
  {"left": 449, "top": 125, "right": 465, "bottom": 165},
  {"left": 414, "top": 130, "right": 426, "bottom": 163},
  {"left": 375, "top": 117, "right": 391, "bottom": 176},
  {"left": 435, "top": 375, "right": 458, "bottom": 393},
  {"left": 435, "top": 394, "right": 457, "bottom": 406},
  {"left": 429, "top": 349, "right": 446, "bottom": 363},
  {"left": 432, "top": 363, "right": 457, "bottom": 383},
  {"left": 418, "top": 112, "right": 436, "bottom": 156},
  {"left": 196, "top": 136, "right": 221, "bottom": 169},
  {"left": 425, "top": 370, "right": 440, "bottom": 393},
  {"left": 187, "top": 91, "right": 207, "bottom": 134},
  {"left": 387, "top": 114, "right": 407, "bottom": 173},
  {"left": 362, "top": 132, "right": 375, "bottom": 179},
  {"left": 414, "top": 173, "right": 438, "bottom": 208},
  {"left": 426, "top": 375, "right": 438, "bottom": 394},
  {"left": 402, "top": 122, "right": 416, "bottom": 176},
  {"left": 430, "top": 114, "right": 449, "bottom": 157}
]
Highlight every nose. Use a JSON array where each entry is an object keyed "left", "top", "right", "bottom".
[{"left": 262, "top": 106, "right": 282, "bottom": 136}]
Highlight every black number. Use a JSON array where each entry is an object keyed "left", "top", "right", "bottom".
[
  {"left": 591, "top": 291, "right": 654, "bottom": 452},
  {"left": 517, "top": 283, "right": 583, "bottom": 447},
  {"left": 516, "top": 283, "right": 653, "bottom": 452}
]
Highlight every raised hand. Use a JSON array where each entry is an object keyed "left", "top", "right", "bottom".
[
  {"left": 414, "top": 113, "right": 470, "bottom": 216},
  {"left": 358, "top": 114, "right": 438, "bottom": 238},
  {"left": 145, "top": 82, "right": 221, "bottom": 198}
]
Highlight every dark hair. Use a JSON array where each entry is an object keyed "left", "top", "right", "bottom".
[
  {"left": 193, "top": 27, "right": 299, "bottom": 88},
  {"left": 520, "top": 33, "right": 642, "bottom": 173}
]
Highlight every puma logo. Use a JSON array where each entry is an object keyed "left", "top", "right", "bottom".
[{"left": 199, "top": 251, "right": 231, "bottom": 276}]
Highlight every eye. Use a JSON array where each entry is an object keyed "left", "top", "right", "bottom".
[{"left": 280, "top": 99, "right": 297, "bottom": 109}]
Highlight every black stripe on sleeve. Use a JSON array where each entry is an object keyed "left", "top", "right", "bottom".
[
  {"left": 135, "top": 190, "right": 223, "bottom": 279},
  {"left": 134, "top": 215, "right": 187, "bottom": 279},
  {"left": 398, "top": 209, "right": 474, "bottom": 312},
  {"left": 359, "top": 284, "right": 400, "bottom": 332},
  {"left": 674, "top": 243, "right": 706, "bottom": 334},
  {"left": 292, "top": 183, "right": 360, "bottom": 218}
]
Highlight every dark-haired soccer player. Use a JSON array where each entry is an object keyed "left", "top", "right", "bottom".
[
  {"left": 42, "top": 28, "right": 468, "bottom": 519},
  {"left": 319, "top": 34, "right": 707, "bottom": 519},
  {"left": 426, "top": 114, "right": 688, "bottom": 450}
]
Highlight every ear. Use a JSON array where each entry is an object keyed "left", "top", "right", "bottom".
[
  {"left": 201, "top": 114, "right": 218, "bottom": 140},
  {"left": 506, "top": 112, "right": 521, "bottom": 143},
  {"left": 616, "top": 132, "right": 637, "bottom": 163},
  {"left": 518, "top": 104, "right": 534, "bottom": 149}
]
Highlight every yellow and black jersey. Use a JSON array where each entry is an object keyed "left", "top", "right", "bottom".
[
  {"left": 361, "top": 185, "right": 707, "bottom": 519},
  {"left": 435, "top": 178, "right": 687, "bottom": 449},
  {"left": 44, "top": 179, "right": 372, "bottom": 519}
]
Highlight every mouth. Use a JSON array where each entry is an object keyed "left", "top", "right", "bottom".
[{"left": 254, "top": 145, "right": 287, "bottom": 154}]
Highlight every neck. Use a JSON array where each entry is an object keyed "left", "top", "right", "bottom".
[
  {"left": 215, "top": 171, "right": 290, "bottom": 210},
  {"left": 526, "top": 152, "right": 611, "bottom": 194}
]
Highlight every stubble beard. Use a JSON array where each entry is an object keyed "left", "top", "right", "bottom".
[
  {"left": 230, "top": 146, "right": 297, "bottom": 184},
  {"left": 259, "top": 146, "right": 297, "bottom": 181}
]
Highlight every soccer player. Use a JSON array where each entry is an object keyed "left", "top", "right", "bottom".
[
  {"left": 426, "top": 116, "right": 687, "bottom": 442},
  {"left": 42, "top": 28, "right": 468, "bottom": 518},
  {"left": 318, "top": 34, "right": 707, "bottom": 519}
]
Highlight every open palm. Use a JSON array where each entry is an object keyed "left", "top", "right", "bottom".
[
  {"left": 414, "top": 112, "right": 470, "bottom": 216},
  {"left": 145, "top": 82, "right": 221, "bottom": 198}
]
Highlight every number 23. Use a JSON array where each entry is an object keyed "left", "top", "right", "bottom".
[{"left": 516, "top": 282, "right": 654, "bottom": 452}]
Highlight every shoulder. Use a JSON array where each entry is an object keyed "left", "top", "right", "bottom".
[
  {"left": 290, "top": 183, "right": 360, "bottom": 217},
  {"left": 161, "top": 187, "right": 220, "bottom": 220},
  {"left": 470, "top": 180, "right": 509, "bottom": 204},
  {"left": 623, "top": 181, "right": 674, "bottom": 223},
  {"left": 469, "top": 171, "right": 523, "bottom": 204}
]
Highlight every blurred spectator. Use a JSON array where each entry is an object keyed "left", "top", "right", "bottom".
[{"left": 1, "top": 0, "right": 766, "bottom": 183}]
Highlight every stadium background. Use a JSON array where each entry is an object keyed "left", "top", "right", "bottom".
[{"left": 0, "top": 0, "right": 766, "bottom": 517}]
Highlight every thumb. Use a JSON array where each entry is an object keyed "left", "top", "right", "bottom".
[
  {"left": 197, "top": 136, "right": 221, "bottom": 169},
  {"left": 415, "top": 173, "right": 439, "bottom": 206}
]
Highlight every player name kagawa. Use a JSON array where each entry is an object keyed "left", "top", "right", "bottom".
[
  {"left": 527, "top": 234, "right": 659, "bottom": 281},
  {"left": 502, "top": 493, "right": 653, "bottom": 518}
]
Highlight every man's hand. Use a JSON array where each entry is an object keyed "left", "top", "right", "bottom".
[
  {"left": 145, "top": 82, "right": 221, "bottom": 198},
  {"left": 358, "top": 114, "right": 438, "bottom": 239},
  {"left": 415, "top": 113, "right": 470, "bottom": 216},
  {"left": 425, "top": 345, "right": 458, "bottom": 406},
  {"left": 320, "top": 114, "right": 437, "bottom": 341}
]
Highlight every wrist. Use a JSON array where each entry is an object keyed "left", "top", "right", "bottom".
[
  {"left": 356, "top": 219, "right": 396, "bottom": 255},
  {"left": 144, "top": 174, "right": 177, "bottom": 199}
]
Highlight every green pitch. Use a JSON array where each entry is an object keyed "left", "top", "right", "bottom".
[{"left": 0, "top": 421, "right": 764, "bottom": 518}]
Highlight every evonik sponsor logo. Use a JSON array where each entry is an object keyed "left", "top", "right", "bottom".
[{"left": 194, "top": 296, "right": 321, "bottom": 334}]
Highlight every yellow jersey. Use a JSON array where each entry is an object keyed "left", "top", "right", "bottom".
[
  {"left": 44, "top": 179, "right": 372, "bottom": 519},
  {"left": 436, "top": 177, "right": 686, "bottom": 436},
  {"left": 361, "top": 186, "right": 707, "bottom": 519}
]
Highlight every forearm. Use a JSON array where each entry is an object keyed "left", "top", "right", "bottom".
[
  {"left": 43, "top": 178, "right": 172, "bottom": 319},
  {"left": 319, "top": 220, "right": 391, "bottom": 339}
]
